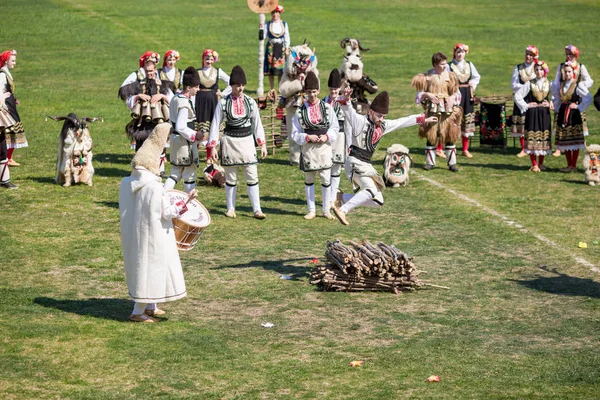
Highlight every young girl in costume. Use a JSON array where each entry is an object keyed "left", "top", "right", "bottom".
[
  {"left": 511, "top": 45, "right": 539, "bottom": 158},
  {"left": 263, "top": 5, "right": 290, "bottom": 92},
  {"left": 514, "top": 60, "right": 552, "bottom": 172},
  {"left": 552, "top": 62, "right": 592, "bottom": 172},
  {"left": 0, "top": 50, "right": 27, "bottom": 167}
]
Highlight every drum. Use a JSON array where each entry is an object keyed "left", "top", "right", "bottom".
[{"left": 166, "top": 189, "right": 211, "bottom": 251}]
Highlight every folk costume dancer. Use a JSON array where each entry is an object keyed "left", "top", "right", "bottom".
[
  {"left": 118, "top": 51, "right": 174, "bottom": 178},
  {"left": 119, "top": 123, "right": 194, "bottom": 323},
  {"left": 157, "top": 49, "right": 183, "bottom": 175},
  {"left": 158, "top": 50, "right": 183, "bottom": 92},
  {"left": 291, "top": 71, "right": 339, "bottom": 220},
  {"left": 449, "top": 43, "right": 480, "bottom": 158},
  {"left": 511, "top": 45, "right": 539, "bottom": 157},
  {"left": 164, "top": 67, "right": 202, "bottom": 193},
  {"left": 332, "top": 90, "right": 436, "bottom": 226},
  {"left": 514, "top": 60, "right": 553, "bottom": 172},
  {"left": 263, "top": 5, "right": 290, "bottom": 92},
  {"left": 0, "top": 50, "right": 27, "bottom": 167},
  {"left": 551, "top": 45, "right": 594, "bottom": 157},
  {"left": 208, "top": 65, "right": 268, "bottom": 219},
  {"left": 412, "top": 52, "right": 462, "bottom": 172},
  {"left": 0, "top": 105, "right": 17, "bottom": 189},
  {"left": 551, "top": 61, "right": 592, "bottom": 172},
  {"left": 195, "top": 49, "right": 231, "bottom": 161},
  {"left": 323, "top": 68, "right": 346, "bottom": 208}
]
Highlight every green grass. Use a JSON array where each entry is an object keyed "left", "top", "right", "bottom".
[{"left": 1, "top": 0, "right": 600, "bottom": 398}]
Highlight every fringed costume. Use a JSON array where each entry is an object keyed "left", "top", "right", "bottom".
[
  {"left": 514, "top": 60, "right": 552, "bottom": 171},
  {"left": 411, "top": 69, "right": 462, "bottom": 170},
  {"left": 324, "top": 68, "right": 346, "bottom": 208},
  {"left": 449, "top": 44, "right": 480, "bottom": 158},
  {"left": 0, "top": 66, "right": 26, "bottom": 151}
]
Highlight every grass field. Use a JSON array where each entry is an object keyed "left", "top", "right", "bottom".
[{"left": 1, "top": 0, "right": 600, "bottom": 399}]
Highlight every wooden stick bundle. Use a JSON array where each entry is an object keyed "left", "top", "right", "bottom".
[{"left": 313, "top": 240, "right": 448, "bottom": 293}]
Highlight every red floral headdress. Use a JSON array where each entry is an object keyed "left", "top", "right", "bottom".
[
  {"left": 162, "top": 50, "right": 180, "bottom": 67},
  {"left": 535, "top": 60, "right": 549, "bottom": 77},
  {"left": 139, "top": 51, "right": 160, "bottom": 68},
  {"left": 273, "top": 5, "right": 284, "bottom": 13},
  {"left": 565, "top": 45, "right": 579, "bottom": 60},
  {"left": 453, "top": 43, "right": 469, "bottom": 57},
  {"left": 525, "top": 45, "right": 539, "bottom": 60},
  {"left": 202, "top": 49, "right": 219, "bottom": 63}
]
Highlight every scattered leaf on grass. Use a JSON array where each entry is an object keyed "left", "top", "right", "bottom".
[
  {"left": 427, "top": 375, "right": 441, "bottom": 382},
  {"left": 261, "top": 322, "right": 274, "bottom": 328},
  {"left": 349, "top": 361, "right": 364, "bottom": 367},
  {"left": 578, "top": 242, "right": 588, "bottom": 249}
]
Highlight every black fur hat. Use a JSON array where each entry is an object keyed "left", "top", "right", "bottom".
[
  {"left": 328, "top": 68, "right": 342, "bottom": 88},
  {"left": 182, "top": 66, "right": 200, "bottom": 87},
  {"left": 370, "top": 91, "right": 389, "bottom": 114},
  {"left": 304, "top": 71, "right": 320, "bottom": 90},
  {"left": 230, "top": 65, "right": 247, "bottom": 85}
]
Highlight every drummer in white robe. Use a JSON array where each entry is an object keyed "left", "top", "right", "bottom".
[
  {"left": 119, "top": 123, "right": 196, "bottom": 323},
  {"left": 207, "top": 65, "right": 268, "bottom": 219},
  {"left": 291, "top": 71, "right": 339, "bottom": 220},
  {"left": 332, "top": 89, "right": 437, "bottom": 226}
]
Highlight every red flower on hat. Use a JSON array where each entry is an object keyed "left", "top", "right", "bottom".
[{"left": 139, "top": 51, "right": 160, "bottom": 68}]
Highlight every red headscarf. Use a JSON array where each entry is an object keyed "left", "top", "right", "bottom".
[
  {"left": 273, "top": 5, "right": 284, "bottom": 13},
  {"left": 139, "top": 51, "right": 160, "bottom": 68},
  {"left": 0, "top": 50, "right": 17, "bottom": 69},
  {"left": 162, "top": 50, "right": 180, "bottom": 67},
  {"left": 453, "top": 43, "right": 469, "bottom": 57},
  {"left": 202, "top": 49, "right": 219, "bottom": 63}
]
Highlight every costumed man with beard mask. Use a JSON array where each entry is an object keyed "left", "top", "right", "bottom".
[
  {"left": 291, "top": 71, "right": 339, "bottom": 220},
  {"left": 119, "top": 123, "right": 195, "bottom": 322},
  {"left": 164, "top": 66, "right": 202, "bottom": 193},
  {"left": 323, "top": 68, "right": 346, "bottom": 209},
  {"left": 332, "top": 89, "right": 437, "bottom": 226},
  {"left": 207, "top": 65, "right": 268, "bottom": 219},
  {"left": 119, "top": 51, "right": 174, "bottom": 176}
]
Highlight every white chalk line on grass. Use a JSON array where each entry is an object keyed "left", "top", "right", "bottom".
[
  {"left": 412, "top": 172, "right": 599, "bottom": 273},
  {"left": 61, "top": 0, "right": 164, "bottom": 48}
]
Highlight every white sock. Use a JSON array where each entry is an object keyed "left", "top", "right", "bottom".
[
  {"left": 163, "top": 177, "right": 176, "bottom": 190},
  {"left": 132, "top": 302, "right": 147, "bottom": 315},
  {"left": 305, "top": 184, "right": 315, "bottom": 213},
  {"left": 247, "top": 184, "right": 262, "bottom": 213},
  {"left": 425, "top": 145, "right": 436, "bottom": 166},
  {"left": 321, "top": 185, "right": 331, "bottom": 214},
  {"left": 445, "top": 145, "right": 457, "bottom": 166},
  {"left": 226, "top": 184, "right": 237, "bottom": 211},
  {"left": 183, "top": 182, "right": 195, "bottom": 193},
  {"left": 329, "top": 175, "right": 340, "bottom": 205},
  {"left": 341, "top": 190, "right": 376, "bottom": 213}
]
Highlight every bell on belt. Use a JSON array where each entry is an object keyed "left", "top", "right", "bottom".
[
  {"left": 161, "top": 103, "right": 170, "bottom": 122},
  {"left": 131, "top": 102, "right": 141, "bottom": 119},
  {"left": 151, "top": 103, "right": 164, "bottom": 124},
  {"left": 141, "top": 101, "right": 152, "bottom": 122}
]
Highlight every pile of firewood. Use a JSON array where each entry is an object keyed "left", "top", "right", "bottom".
[{"left": 310, "top": 240, "right": 447, "bottom": 293}]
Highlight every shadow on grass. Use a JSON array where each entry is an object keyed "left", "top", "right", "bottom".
[
  {"left": 214, "top": 257, "right": 315, "bottom": 279},
  {"left": 97, "top": 201, "right": 119, "bottom": 209},
  {"left": 95, "top": 153, "right": 132, "bottom": 165},
  {"left": 512, "top": 266, "right": 600, "bottom": 298},
  {"left": 262, "top": 195, "right": 305, "bottom": 206},
  {"left": 34, "top": 297, "right": 132, "bottom": 321},
  {"left": 211, "top": 203, "right": 301, "bottom": 217},
  {"left": 27, "top": 176, "right": 57, "bottom": 184},
  {"left": 94, "top": 167, "right": 130, "bottom": 178},
  {"left": 260, "top": 157, "right": 296, "bottom": 166}
]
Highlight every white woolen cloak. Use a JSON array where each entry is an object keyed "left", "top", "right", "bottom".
[{"left": 119, "top": 168, "right": 187, "bottom": 303}]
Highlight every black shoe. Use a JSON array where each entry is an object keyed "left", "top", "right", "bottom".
[
  {"left": 1, "top": 182, "right": 18, "bottom": 189},
  {"left": 449, "top": 164, "right": 459, "bottom": 172},
  {"left": 423, "top": 164, "right": 434, "bottom": 171}
]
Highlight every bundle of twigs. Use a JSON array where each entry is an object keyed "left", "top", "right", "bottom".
[{"left": 311, "top": 240, "right": 448, "bottom": 293}]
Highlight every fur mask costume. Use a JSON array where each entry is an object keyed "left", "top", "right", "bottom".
[
  {"left": 279, "top": 41, "right": 319, "bottom": 108},
  {"left": 339, "top": 38, "right": 378, "bottom": 115},
  {"left": 583, "top": 143, "right": 600, "bottom": 186},
  {"left": 49, "top": 113, "right": 100, "bottom": 187},
  {"left": 131, "top": 122, "right": 171, "bottom": 175},
  {"left": 383, "top": 144, "right": 412, "bottom": 187}
]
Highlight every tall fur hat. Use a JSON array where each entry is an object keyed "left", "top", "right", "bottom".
[
  {"left": 230, "top": 65, "right": 247, "bottom": 85},
  {"left": 131, "top": 123, "right": 171, "bottom": 175},
  {"left": 370, "top": 91, "right": 389, "bottom": 114},
  {"left": 304, "top": 71, "right": 320, "bottom": 90},
  {"left": 328, "top": 68, "right": 342, "bottom": 88},
  {"left": 183, "top": 66, "right": 200, "bottom": 87}
]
